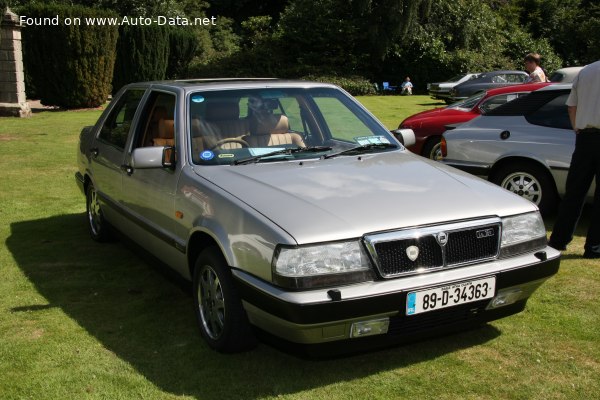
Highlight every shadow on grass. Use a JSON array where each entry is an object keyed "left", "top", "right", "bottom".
[
  {"left": 8, "top": 213, "right": 502, "bottom": 399},
  {"left": 417, "top": 102, "right": 446, "bottom": 107}
]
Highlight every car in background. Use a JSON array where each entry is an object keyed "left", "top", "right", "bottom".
[
  {"left": 400, "top": 82, "right": 551, "bottom": 159},
  {"left": 549, "top": 66, "right": 584, "bottom": 83},
  {"left": 441, "top": 84, "right": 594, "bottom": 216},
  {"left": 449, "top": 70, "right": 529, "bottom": 102},
  {"left": 76, "top": 78, "right": 560, "bottom": 354},
  {"left": 428, "top": 73, "right": 481, "bottom": 103}
]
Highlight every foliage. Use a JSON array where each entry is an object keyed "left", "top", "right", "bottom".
[
  {"left": 112, "top": 24, "right": 169, "bottom": 93},
  {"left": 18, "top": 3, "right": 118, "bottom": 108},
  {"left": 165, "top": 27, "right": 199, "bottom": 79},
  {"left": 301, "top": 75, "right": 377, "bottom": 96}
]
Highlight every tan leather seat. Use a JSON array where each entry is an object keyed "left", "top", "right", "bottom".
[
  {"left": 153, "top": 119, "right": 174, "bottom": 147},
  {"left": 205, "top": 101, "right": 249, "bottom": 139},
  {"left": 245, "top": 114, "right": 305, "bottom": 147}
]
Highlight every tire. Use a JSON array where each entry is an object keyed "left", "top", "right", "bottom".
[
  {"left": 86, "top": 182, "right": 111, "bottom": 242},
  {"left": 422, "top": 137, "right": 442, "bottom": 160},
  {"left": 491, "top": 162, "right": 558, "bottom": 216},
  {"left": 192, "top": 247, "right": 257, "bottom": 353}
]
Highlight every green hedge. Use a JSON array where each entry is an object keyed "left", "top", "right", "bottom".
[
  {"left": 112, "top": 24, "right": 169, "bottom": 93},
  {"left": 301, "top": 75, "right": 377, "bottom": 96},
  {"left": 19, "top": 4, "right": 118, "bottom": 108},
  {"left": 166, "top": 28, "right": 199, "bottom": 79}
]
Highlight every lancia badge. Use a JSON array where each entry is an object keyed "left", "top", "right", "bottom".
[
  {"left": 406, "top": 245, "right": 419, "bottom": 261},
  {"left": 436, "top": 232, "right": 448, "bottom": 246}
]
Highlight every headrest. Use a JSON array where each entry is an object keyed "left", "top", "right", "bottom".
[
  {"left": 158, "top": 119, "right": 174, "bottom": 139},
  {"left": 205, "top": 101, "right": 240, "bottom": 121},
  {"left": 251, "top": 114, "right": 289, "bottom": 135}
]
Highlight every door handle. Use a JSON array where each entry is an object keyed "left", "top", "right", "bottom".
[
  {"left": 90, "top": 147, "right": 99, "bottom": 157},
  {"left": 120, "top": 164, "right": 134, "bottom": 176}
]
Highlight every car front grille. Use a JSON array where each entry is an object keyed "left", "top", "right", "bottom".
[{"left": 364, "top": 219, "right": 501, "bottom": 278}]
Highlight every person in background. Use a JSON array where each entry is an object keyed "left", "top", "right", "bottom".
[
  {"left": 401, "top": 77, "right": 413, "bottom": 95},
  {"left": 524, "top": 53, "right": 548, "bottom": 83},
  {"left": 549, "top": 60, "right": 600, "bottom": 258}
]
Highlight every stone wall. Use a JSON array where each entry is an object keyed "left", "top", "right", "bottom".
[{"left": 0, "top": 8, "right": 31, "bottom": 117}]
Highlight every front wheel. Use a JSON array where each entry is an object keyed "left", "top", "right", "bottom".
[
  {"left": 193, "top": 247, "right": 257, "bottom": 352},
  {"left": 491, "top": 162, "right": 558, "bottom": 216},
  {"left": 86, "top": 182, "right": 111, "bottom": 242}
]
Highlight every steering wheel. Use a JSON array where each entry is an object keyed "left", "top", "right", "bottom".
[{"left": 210, "top": 138, "right": 250, "bottom": 150}]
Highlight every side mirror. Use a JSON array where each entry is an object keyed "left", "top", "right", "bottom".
[
  {"left": 391, "top": 129, "right": 416, "bottom": 147},
  {"left": 132, "top": 146, "right": 174, "bottom": 169}
]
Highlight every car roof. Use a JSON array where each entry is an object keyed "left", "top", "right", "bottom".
[
  {"left": 554, "top": 66, "right": 584, "bottom": 73},
  {"left": 123, "top": 78, "right": 340, "bottom": 93},
  {"left": 483, "top": 82, "right": 551, "bottom": 96},
  {"left": 536, "top": 83, "right": 572, "bottom": 91}
]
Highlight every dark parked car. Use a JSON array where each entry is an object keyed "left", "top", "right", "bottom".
[
  {"left": 428, "top": 73, "right": 481, "bottom": 103},
  {"left": 449, "top": 70, "right": 529, "bottom": 102},
  {"left": 400, "top": 83, "right": 550, "bottom": 159}
]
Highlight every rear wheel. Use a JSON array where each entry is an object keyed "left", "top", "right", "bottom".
[
  {"left": 491, "top": 162, "right": 558, "bottom": 215},
  {"left": 86, "top": 182, "right": 111, "bottom": 242},
  {"left": 193, "top": 247, "right": 257, "bottom": 352}
]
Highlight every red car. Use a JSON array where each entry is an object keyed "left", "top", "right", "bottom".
[{"left": 399, "top": 83, "right": 552, "bottom": 159}]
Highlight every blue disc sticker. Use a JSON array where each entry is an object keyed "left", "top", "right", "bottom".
[
  {"left": 200, "top": 150, "right": 214, "bottom": 160},
  {"left": 191, "top": 95, "right": 205, "bottom": 103}
]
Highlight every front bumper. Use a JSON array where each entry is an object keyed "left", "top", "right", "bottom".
[{"left": 233, "top": 248, "right": 560, "bottom": 346}]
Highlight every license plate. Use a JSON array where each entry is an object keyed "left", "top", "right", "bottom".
[{"left": 406, "top": 276, "right": 496, "bottom": 316}]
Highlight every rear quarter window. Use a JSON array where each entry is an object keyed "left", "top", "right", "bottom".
[{"left": 524, "top": 94, "right": 571, "bottom": 130}]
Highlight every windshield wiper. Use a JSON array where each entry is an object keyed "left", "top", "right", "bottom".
[
  {"left": 233, "top": 146, "right": 332, "bottom": 165},
  {"left": 322, "top": 143, "right": 397, "bottom": 159}
]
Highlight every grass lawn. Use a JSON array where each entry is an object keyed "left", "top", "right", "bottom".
[{"left": 1, "top": 95, "right": 598, "bottom": 399}]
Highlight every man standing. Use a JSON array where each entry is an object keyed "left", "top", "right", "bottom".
[
  {"left": 524, "top": 53, "right": 548, "bottom": 83},
  {"left": 549, "top": 60, "right": 600, "bottom": 258}
]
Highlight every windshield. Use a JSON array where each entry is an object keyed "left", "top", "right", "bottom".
[
  {"left": 188, "top": 87, "right": 398, "bottom": 165},
  {"left": 446, "top": 74, "right": 467, "bottom": 83},
  {"left": 447, "top": 91, "right": 486, "bottom": 111}
]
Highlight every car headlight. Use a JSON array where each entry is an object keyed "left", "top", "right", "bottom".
[
  {"left": 273, "top": 241, "right": 374, "bottom": 289},
  {"left": 500, "top": 212, "right": 547, "bottom": 258}
]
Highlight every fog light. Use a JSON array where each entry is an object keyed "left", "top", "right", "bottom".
[
  {"left": 350, "top": 318, "right": 389, "bottom": 338},
  {"left": 488, "top": 289, "right": 523, "bottom": 309}
]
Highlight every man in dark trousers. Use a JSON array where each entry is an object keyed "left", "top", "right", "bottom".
[{"left": 549, "top": 60, "right": 600, "bottom": 258}]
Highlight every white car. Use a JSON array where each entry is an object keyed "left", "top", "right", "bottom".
[{"left": 549, "top": 67, "right": 584, "bottom": 83}]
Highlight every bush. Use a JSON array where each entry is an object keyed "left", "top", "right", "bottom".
[
  {"left": 301, "top": 75, "right": 377, "bottom": 96},
  {"left": 165, "top": 27, "right": 199, "bottom": 79},
  {"left": 112, "top": 24, "right": 169, "bottom": 93},
  {"left": 19, "top": 4, "right": 118, "bottom": 108}
]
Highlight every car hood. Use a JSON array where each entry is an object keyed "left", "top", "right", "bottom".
[
  {"left": 401, "top": 108, "right": 472, "bottom": 127},
  {"left": 196, "top": 151, "right": 536, "bottom": 244}
]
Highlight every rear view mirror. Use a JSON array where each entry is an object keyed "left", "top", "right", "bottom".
[{"left": 391, "top": 129, "right": 416, "bottom": 147}]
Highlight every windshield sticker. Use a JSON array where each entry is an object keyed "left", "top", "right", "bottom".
[
  {"left": 218, "top": 153, "right": 235, "bottom": 158},
  {"left": 191, "top": 95, "right": 205, "bottom": 103},
  {"left": 354, "top": 136, "right": 391, "bottom": 146},
  {"left": 200, "top": 150, "right": 214, "bottom": 160}
]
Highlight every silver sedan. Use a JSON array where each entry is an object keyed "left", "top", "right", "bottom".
[{"left": 442, "top": 84, "right": 594, "bottom": 215}]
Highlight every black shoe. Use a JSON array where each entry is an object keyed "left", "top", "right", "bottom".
[
  {"left": 547, "top": 240, "right": 566, "bottom": 251},
  {"left": 583, "top": 250, "right": 600, "bottom": 259}
]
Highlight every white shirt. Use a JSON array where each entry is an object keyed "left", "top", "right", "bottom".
[
  {"left": 526, "top": 66, "right": 547, "bottom": 83},
  {"left": 566, "top": 60, "right": 600, "bottom": 130}
]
